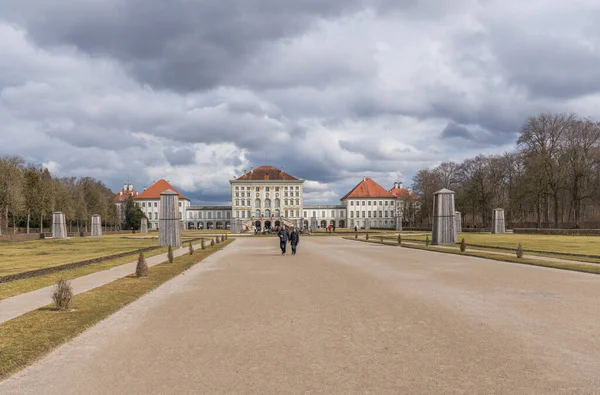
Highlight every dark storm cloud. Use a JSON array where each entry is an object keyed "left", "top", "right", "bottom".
[
  {"left": 163, "top": 147, "right": 196, "bottom": 166},
  {"left": 0, "top": 0, "right": 407, "bottom": 92}
]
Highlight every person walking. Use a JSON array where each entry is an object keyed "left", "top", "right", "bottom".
[
  {"left": 278, "top": 224, "right": 290, "bottom": 255},
  {"left": 290, "top": 227, "right": 300, "bottom": 255}
]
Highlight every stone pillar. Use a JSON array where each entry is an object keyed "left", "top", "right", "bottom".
[
  {"left": 91, "top": 215, "right": 102, "bottom": 237},
  {"left": 310, "top": 217, "right": 317, "bottom": 233},
  {"left": 141, "top": 218, "right": 148, "bottom": 234},
  {"left": 454, "top": 211, "right": 462, "bottom": 238},
  {"left": 432, "top": 188, "right": 456, "bottom": 245},
  {"left": 159, "top": 190, "right": 182, "bottom": 247},
  {"left": 300, "top": 217, "right": 305, "bottom": 231},
  {"left": 52, "top": 212, "right": 67, "bottom": 239},
  {"left": 365, "top": 219, "right": 370, "bottom": 230},
  {"left": 395, "top": 214, "right": 403, "bottom": 231},
  {"left": 492, "top": 208, "right": 506, "bottom": 234}
]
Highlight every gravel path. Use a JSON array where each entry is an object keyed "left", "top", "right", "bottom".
[{"left": 2, "top": 236, "right": 599, "bottom": 394}]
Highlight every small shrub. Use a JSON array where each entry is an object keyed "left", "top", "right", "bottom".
[
  {"left": 39, "top": 233, "right": 46, "bottom": 240},
  {"left": 397, "top": 234, "right": 402, "bottom": 244},
  {"left": 460, "top": 238, "right": 466, "bottom": 252},
  {"left": 189, "top": 242, "right": 194, "bottom": 255},
  {"left": 355, "top": 233, "right": 357, "bottom": 239},
  {"left": 211, "top": 239, "right": 215, "bottom": 246},
  {"left": 201, "top": 239, "right": 205, "bottom": 249},
  {"left": 136, "top": 251, "right": 148, "bottom": 277},
  {"left": 366, "top": 233, "right": 369, "bottom": 240},
  {"left": 516, "top": 242, "right": 523, "bottom": 258},
  {"left": 167, "top": 245, "right": 174, "bottom": 263},
  {"left": 425, "top": 235, "right": 430, "bottom": 247},
  {"left": 52, "top": 278, "right": 73, "bottom": 311}
]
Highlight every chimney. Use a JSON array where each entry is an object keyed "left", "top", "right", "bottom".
[
  {"left": 363, "top": 177, "right": 366, "bottom": 182},
  {"left": 243, "top": 169, "right": 247, "bottom": 175},
  {"left": 399, "top": 182, "right": 403, "bottom": 189}
]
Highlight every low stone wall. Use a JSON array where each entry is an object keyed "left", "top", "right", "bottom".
[{"left": 513, "top": 228, "right": 600, "bottom": 236}]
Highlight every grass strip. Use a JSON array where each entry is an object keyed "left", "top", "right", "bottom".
[
  {"left": 0, "top": 238, "right": 234, "bottom": 379},
  {"left": 342, "top": 237, "right": 600, "bottom": 276}
]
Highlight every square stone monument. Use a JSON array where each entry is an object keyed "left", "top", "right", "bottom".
[
  {"left": 432, "top": 188, "right": 456, "bottom": 245},
  {"left": 492, "top": 208, "right": 506, "bottom": 234},
  {"left": 454, "top": 211, "right": 462, "bottom": 238},
  {"left": 159, "top": 190, "right": 182, "bottom": 247},
  {"left": 395, "top": 214, "right": 403, "bottom": 231},
  {"left": 91, "top": 215, "right": 102, "bottom": 237},
  {"left": 52, "top": 212, "right": 67, "bottom": 239},
  {"left": 310, "top": 217, "right": 317, "bottom": 233},
  {"left": 365, "top": 219, "right": 370, "bottom": 230},
  {"left": 140, "top": 218, "right": 148, "bottom": 234}
]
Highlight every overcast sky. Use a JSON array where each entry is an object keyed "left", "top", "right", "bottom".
[{"left": 1, "top": 0, "right": 599, "bottom": 204}]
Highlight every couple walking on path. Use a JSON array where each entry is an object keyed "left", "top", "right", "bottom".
[{"left": 277, "top": 224, "right": 300, "bottom": 255}]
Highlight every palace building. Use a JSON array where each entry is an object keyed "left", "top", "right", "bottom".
[{"left": 115, "top": 165, "right": 417, "bottom": 231}]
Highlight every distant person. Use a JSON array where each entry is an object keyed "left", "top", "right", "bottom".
[
  {"left": 354, "top": 225, "right": 358, "bottom": 232},
  {"left": 278, "top": 224, "right": 290, "bottom": 255},
  {"left": 290, "top": 227, "right": 300, "bottom": 255}
]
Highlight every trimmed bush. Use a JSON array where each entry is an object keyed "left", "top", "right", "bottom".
[
  {"left": 516, "top": 242, "right": 523, "bottom": 258},
  {"left": 425, "top": 235, "right": 430, "bottom": 247},
  {"left": 136, "top": 251, "right": 148, "bottom": 277},
  {"left": 39, "top": 233, "right": 45, "bottom": 240},
  {"left": 355, "top": 233, "right": 358, "bottom": 239},
  {"left": 514, "top": 228, "right": 600, "bottom": 236},
  {"left": 201, "top": 239, "right": 205, "bottom": 249},
  {"left": 366, "top": 233, "right": 369, "bottom": 240},
  {"left": 189, "top": 242, "right": 194, "bottom": 255},
  {"left": 398, "top": 234, "right": 402, "bottom": 244},
  {"left": 52, "top": 278, "right": 73, "bottom": 311},
  {"left": 460, "top": 238, "right": 466, "bottom": 252},
  {"left": 211, "top": 239, "right": 215, "bottom": 246},
  {"left": 167, "top": 245, "right": 174, "bottom": 263}
]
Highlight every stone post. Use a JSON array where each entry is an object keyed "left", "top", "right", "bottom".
[
  {"left": 141, "top": 218, "right": 148, "bottom": 234},
  {"left": 492, "top": 208, "right": 506, "bottom": 234},
  {"left": 454, "top": 211, "right": 462, "bottom": 238},
  {"left": 365, "top": 219, "right": 370, "bottom": 230},
  {"left": 91, "top": 215, "right": 102, "bottom": 237},
  {"left": 395, "top": 214, "right": 403, "bottom": 231},
  {"left": 159, "top": 190, "right": 182, "bottom": 247},
  {"left": 432, "top": 188, "right": 456, "bottom": 245},
  {"left": 52, "top": 212, "right": 67, "bottom": 239},
  {"left": 310, "top": 217, "right": 317, "bottom": 233}
]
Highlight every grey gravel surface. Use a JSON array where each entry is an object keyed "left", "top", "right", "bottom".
[{"left": 2, "top": 237, "right": 599, "bottom": 394}]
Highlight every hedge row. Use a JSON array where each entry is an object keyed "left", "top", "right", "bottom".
[{"left": 513, "top": 228, "right": 600, "bottom": 236}]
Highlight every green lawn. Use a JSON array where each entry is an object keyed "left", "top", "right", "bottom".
[
  {"left": 0, "top": 238, "right": 233, "bottom": 379},
  {"left": 0, "top": 237, "right": 158, "bottom": 276},
  {"left": 401, "top": 233, "right": 600, "bottom": 257}
]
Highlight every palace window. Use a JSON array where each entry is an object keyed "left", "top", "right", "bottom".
[
  {"left": 312, "top": 211, "right": 316, "bottom": 217},
  {"left": 385, "top": 201, "right": 388, "bottom": 206},
  {"left": 255, "top": 199, "right": 261, "bottom": 208},
  {"left": 368, "top": 211, "right": 371, "bottom": 218},
  {"left": 379, "top": 201, "right": 383, "bottom": 206},
  {"left": 265, "top": 199, "right": 271, "bottom": 208},
  {"left": 142, "top": 202, "right": 145, "bottom": 208},
  {"left": 275, "top": 186, "right": 280, "bottom": 191},
  {"left": 296, "top": 192, "right": 299, "bottom": 197},
  {"left": 331, "top": 210, "right": 335, "bottom": 217},
  {"left": 295, "top": 199, "right": 299, "bottom": 205},
  {"left": 350, "top": 201, "right": 354, "bottom": 206},
  {"left": 385, "top": 211, "right": 388, "bottom": 217},
  {"left": 256, "top": 209, "right": 261, "bottom": 217},
  {"left": 266, "top": 187, "right": 270, "bottom": 192},
  {"left": 241, "top": 211, "right": 245, "bottom": 218},
  {"left": 368, "top": 201, "right": 371, "bottom": 206},
  {"left": 362, "top": 201, "right": 365, "bottom": 206},
  {"left": 217, "top": 212, "right": 222, "bottom": 219},
  {"left": 379, "top": 211, "right": 383, "bottom": 218},
  {"left": 154, "top": 213, "right": 158, "bottom": 220},
  {"left": 236, "top": 200, "right": 239, "bottom": 206},
  {"left": 303, "top": 211, "right": 307, "bottom": 217},
  {"left": 321, "top": 211, "right": 325, "bottom": 217},
  {"left": 362, "top": 211, "right": 365, "bottom": 218},
  {"left": 351, "top": 212, "right": 354, "bottom": 218}
]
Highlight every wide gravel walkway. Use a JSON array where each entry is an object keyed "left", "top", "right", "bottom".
[{"left": 2, "top": 237, "right": 599, "bottom": 394}]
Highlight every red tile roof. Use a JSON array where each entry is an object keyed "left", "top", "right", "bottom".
[
  {"left": 236, "top": 166, "right": 299, "bottom": 181},
  {"left": 341, "top": 177, "right": 396, "bottom": 199},
  {"left": 389, "top": 186, "right": 418, "bottom": 200},
  {"left": 114, "top": 189, "right": 138, "bottom": 202},
  {"left": 135, "top": 179, "right": 189, "bottom": 200}
]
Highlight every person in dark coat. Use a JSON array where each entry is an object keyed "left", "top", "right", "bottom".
[
  {"left": 277, "top": 225, "right": 290, "bottom": 255},
  {"left": 289, "top": 228, "right": 300, "bottom": 255}
]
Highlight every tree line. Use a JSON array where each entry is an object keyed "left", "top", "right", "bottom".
[
  {"left": 0, "top": 156, "right": 120, "bottom": 234},
  {"left": 412, "top": 113, "right": 600, "bottom": 229}
]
